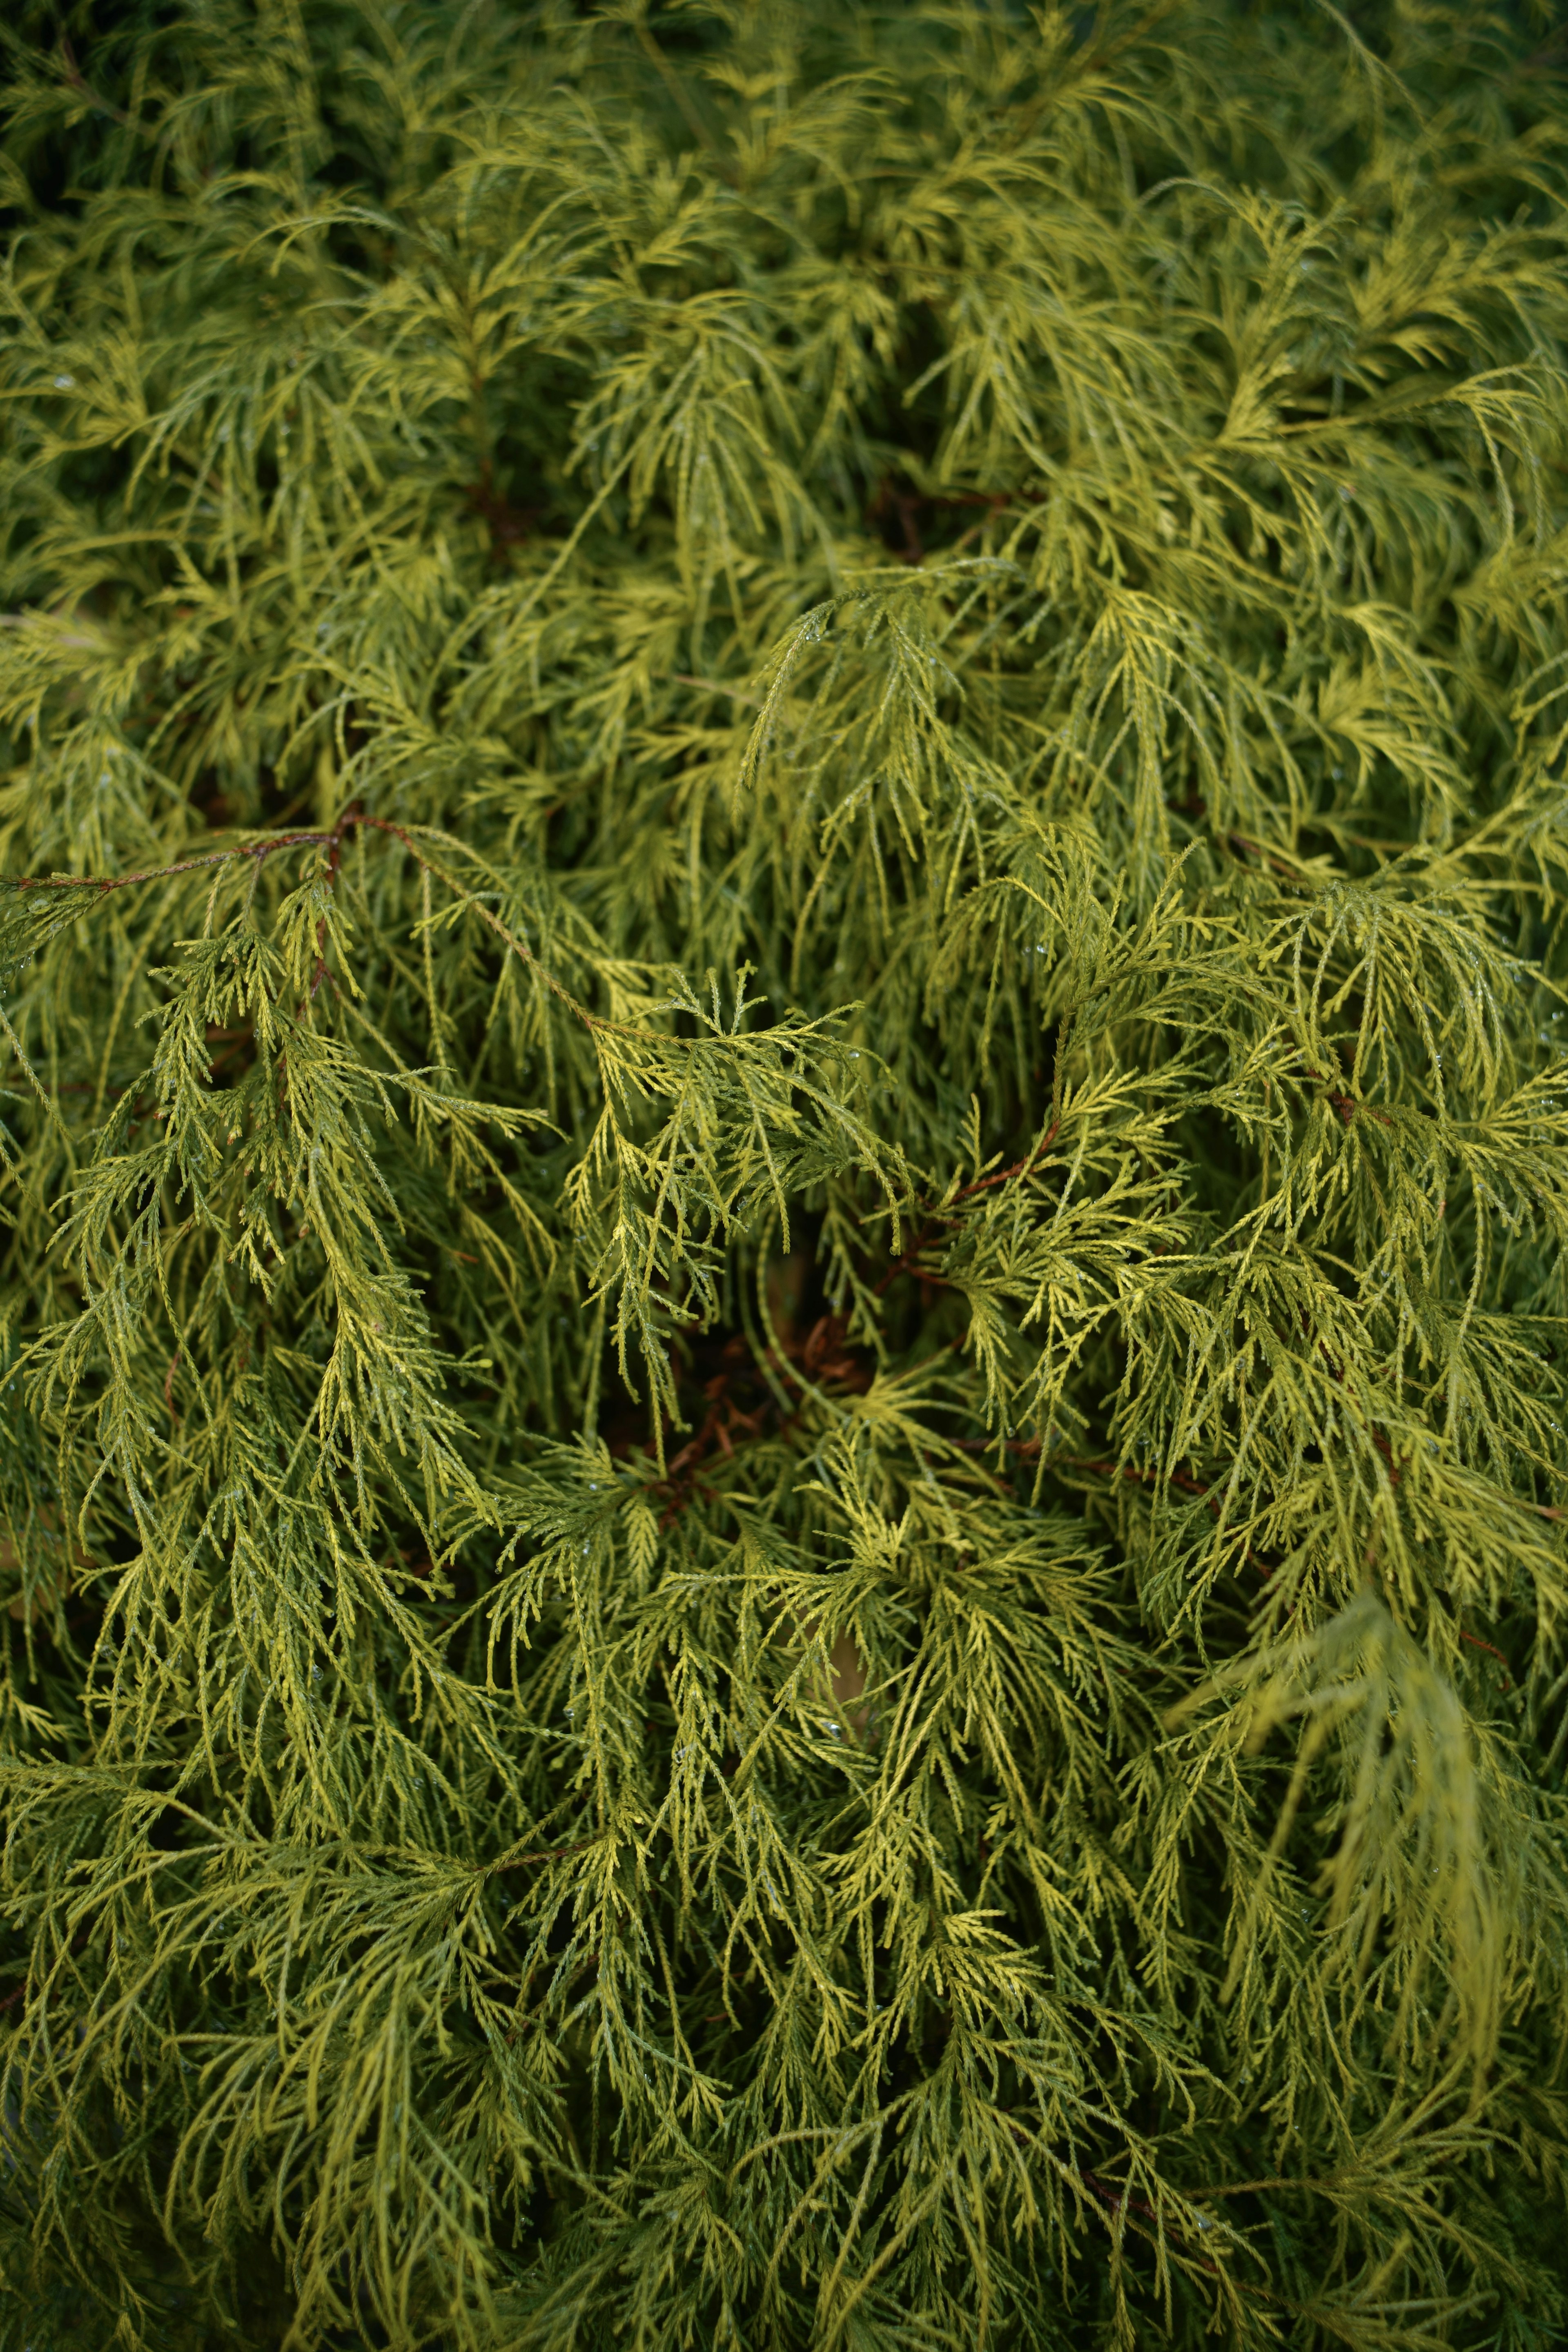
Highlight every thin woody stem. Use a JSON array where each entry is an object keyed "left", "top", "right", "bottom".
[
  {"left": 9, "top": 813, "right": 614, "bottom": 1042},
  {"left": 873, "top": 1121, "right": 1061, "bottom": 1296},
  {"left": 56, "top": 36, "right": 152, "bottom": 137}
]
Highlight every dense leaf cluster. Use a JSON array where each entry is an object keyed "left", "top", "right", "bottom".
[{"left": 2, "top": 2, "right": 1568, "bottom": 2345}]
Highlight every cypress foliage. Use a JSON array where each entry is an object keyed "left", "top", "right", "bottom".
[{"left": 2, "top": 0, "right": 1568, "bottom": 2342}]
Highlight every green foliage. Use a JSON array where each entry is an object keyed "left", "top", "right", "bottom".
[{"left": 2, "top": 0, "right": 1568, "bottom": 2344}]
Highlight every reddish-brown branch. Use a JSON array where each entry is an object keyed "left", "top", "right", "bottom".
[
  {"left": 8, "top": 806, "right": 624, "bottom": 1046},
  {"left": 1027, "top": 2149, "right": 1222, "bottom": 2283},
  {"left": 1513, "top": 24, "right": 1568, "bottom": 78},
  {"left": 1457, "top": 1630, "right": 1512, "bottom": 1688},
  {"left": 1305, "top": 1068, "right": 1393, "bottom": 1131},
  {"left": 310, "top": 802, "right": 359, "bottom": 1000},
  {"left": 13, "top": 826, "right": 340, "bottom": 895},
  {"left": 1227, "top": 833, "right": 1307, "bottom": 883},
  {"left": 652, "top": 1312, "right": 876, "bottom": 1528},
  {"left": 56, "top": 37, "right": 149, "bottom": 136},
  {"left": 494, "top": 1834, "right": 601, "bottom": 1874},
  {"left": 466, "top": 460, "right": 543, "bottom": 561},
  {"left": 874, "top": 1123, "right": 1060, "bottom": 1297},
  {"left": 1057, "top": 1454, "right": 1279, "bottom": 1587},
  {"left": 865, "top": 478, "right": 1039, "bottom": 565}
]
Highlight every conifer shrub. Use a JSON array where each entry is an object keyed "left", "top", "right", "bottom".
[{"left": 2, "top": 1, "right": 1568, "bottom": 2344}]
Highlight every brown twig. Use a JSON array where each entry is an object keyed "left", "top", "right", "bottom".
[
  {"left": 466, "top": 461, "right": 543, "bottom": 562},
  {"left": 1069, "top": 2164, "right": 1223, "bottom": 2283},
  {"left": 310, "top": 803, "right": 359, "bottom": 1000},
  {"left": 873, "top": 1123, "right": 1060, "bottom": 1297},
  {"left": 1457, "top": 1630, "right": 1512, "bottom": 1689},
  {"left": 6, "top": 808, "right": 616, "bottom": 1039},
  {"left": 996, "top": 0, "right": 1186, "bottom": 154},
  {"left": 652, "top": 1311, "right": 873, "bottom": 1528},
  {"left": 1227, "top": 833, "right": 1308, "bottom": 883},
  {"left": 866, "top": 480, "right": 1023, "bottom": 566},
  {"left": 56, "top": 36, "right": 150, "bottom": 137},
  {"left": 494, "top": 1833, "right": 603, "bottom": 1874},
  {"left": 1305, "top": 1068, "right": 1393, "bottom": 1131},
  {"left": 1511, "top": 24, "right": 1568, "bottom": 79},
  {"left": 13, "top": 827, "right": 340, "bottom": 896},
  {"left": 8, "top": 804, "right": 817, "bottom": 1064}
]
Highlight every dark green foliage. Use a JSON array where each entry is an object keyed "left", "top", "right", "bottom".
[{"left": 2, "top": 1, "right": 1568, "bottom": 2344}]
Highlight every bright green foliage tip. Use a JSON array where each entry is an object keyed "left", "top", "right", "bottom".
[{"left": 2, "top": 0, "right": 1568, "bottom": 2344}]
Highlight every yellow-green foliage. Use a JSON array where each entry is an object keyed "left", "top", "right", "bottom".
[{"left": 2, "top": 2, "right": 1568, "bottom": 2345}]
